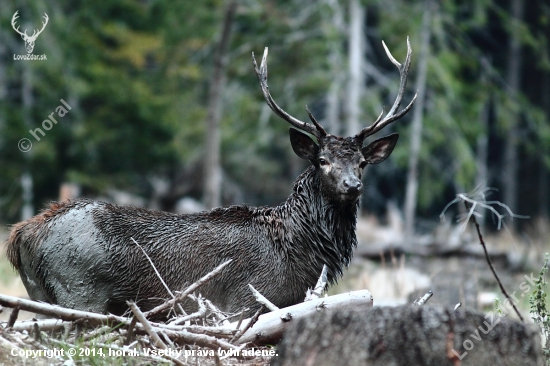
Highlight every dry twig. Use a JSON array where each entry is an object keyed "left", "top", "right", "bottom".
[
  {"left": 230, "top": 307, "right": 263, "bottom": 343},
  {"left": 143, "top": 259, "right": 233, "bottom": 319},
  {"left": 131, "top": 237, "right": 176, "bottom": 300},
  {"left": 440, "top": 188, "right": 526, "bottom": 321},
  {"left": 249, "top": 285, "right": 279, "bottom": 311},
  {"left": 169, "top": 294, "right": 207, "bottom": 325},
  {"left": 305, "top": 265, "right": 328, "bottom": 301},
  {"left": 7, "top": 306, "right": 19, "bottom": 328},
  {"left": 127, "top": 301, "right": 167, "bottom": 349},
  {"left": 162, "top": 328, "right": 239, "bottom": 350},
  {"left": 440, "top": 186, "right": 528, "bottom": 231},
  {"left": 412, "top": 291, "right": 433, "bottom": 306},
  {"left": 463, "top": 201, "right": 524, "bottom": 321},
  {"left": 0, "top": 293, "right": 130, "bottom": 326},
  {"left": 131, "top": 237, "right": 187, "bottom": 317},
  {"left": 125, "top": 316, "right": 137, "bottom": 345}
]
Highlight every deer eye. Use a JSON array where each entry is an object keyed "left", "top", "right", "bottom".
[
  {"left": 319, "top": 158, "right": 328, "bottom": 166},
  {"left": 359, "top": 161, "right": 368, "bottom": 169}
]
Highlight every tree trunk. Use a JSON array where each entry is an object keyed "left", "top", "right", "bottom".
[
  {"left": 501, "top": 0, "right": 524, "bottom": 222},
  {"left": 403, "top": 0, "right": 432, "bottom": 241},
  {"left": 475, "top": 95, "right": 490, "bottom": 228},
  {"left": 322, "top": 0, "right": 345, "bottom": 135},
  {"left": 0, "top": 24, "right": 6, "bottom": 152},
  {"left": 539, "top": 71, "right": 550, "bottom": 219},
  {"left": 346, "top": 0, "right": 365, "bottom": 136},
  {"left": 21, "top": 63, "right": 34, "bottom": 220},
  {"left": 273, "top": 306, "right": 542, "bottom": 366},
  {"left": 203, "top": 0, "right": 236, "bottom": 209},
  {"left": 326, "top": 53, "right": 343, "bottom": 135}
]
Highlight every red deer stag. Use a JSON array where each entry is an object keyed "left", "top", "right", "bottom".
[{"left": 7, "top": 39, "right": 416, "bottom": 317}]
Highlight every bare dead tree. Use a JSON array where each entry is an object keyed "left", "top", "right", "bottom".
[{"left": 203, "top": 0, "right": 237, "bottom": 209}]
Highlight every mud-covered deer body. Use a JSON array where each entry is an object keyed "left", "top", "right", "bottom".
[
  {"left": 8, "top": 169, "right": 355, "bottom": 316},
  {"left": 7, "top": 39, "right": 416, "bottom": 317}
]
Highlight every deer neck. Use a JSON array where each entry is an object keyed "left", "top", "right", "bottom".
[{"left": 281, "top": 166, "right": 358, "bottom": 283}]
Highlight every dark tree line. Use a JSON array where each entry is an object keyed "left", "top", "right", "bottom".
[{"left": 0, "top": 0, "right": 549, "bottom": 235}]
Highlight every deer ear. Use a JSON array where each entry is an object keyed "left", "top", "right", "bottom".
[
  {"left": 362, "top": 133, "right": 399, "bottom": 164},
  {"left": 289, "top": 128, "right": 319, "bottom": 161}
]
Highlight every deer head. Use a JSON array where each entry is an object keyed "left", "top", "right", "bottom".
[
  {"left": 11, "top": 11, "right": 49, "bottom": 54},
  {"left": 252, "top": 39, "right": 417, "bottom": 204}
]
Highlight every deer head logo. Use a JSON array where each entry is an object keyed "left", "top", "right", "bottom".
[{"left": 11, "top": 11, "right": 49, "bottom": 54}]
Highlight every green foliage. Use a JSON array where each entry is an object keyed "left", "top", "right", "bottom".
[
  {"left": 530, "top": 253, "right": 550, "bottom": 364},
  {"left": 1, "top": 0, "right": 550, "bottom": 223},
  {"left": 493, "top": 298, "right": 503, "bottom": 316}
]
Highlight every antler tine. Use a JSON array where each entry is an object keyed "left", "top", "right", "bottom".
[
  {"left": 382, "top": 40, "right": 401, "bottom": 69},
  {"left": 33, "top": 13, "right": 49, "bottom": 38},
  {"left": 252, "top": 47, "right": 325, "bottom": 139},
  {"left": 11, "top": 11, "right": 27, "bottom": 37},
  {"left": 372, "top": 108, "right": 385, "bottom": 126},
  {"left": 306, "top": 106, "right": 327, "bottom": 136},
  {"left": 356, "top": 37, "right": 417, "bottom": 141}
]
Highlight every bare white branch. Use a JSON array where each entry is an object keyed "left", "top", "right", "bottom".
[
  {"left": 440, "top": 186, "right": 529, "bottom": 231},
  {"left": 248, "top": 284, "right": 279, "bottom": 312},
  {"left": 412, "top": 291, "right": 433, "bottom": 306},
  {"left": 304, "top": 265, "right": 328, "bottom": 301}
]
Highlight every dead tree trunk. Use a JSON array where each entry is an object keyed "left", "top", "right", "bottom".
[
  {"left": 272, "top": 306, "right": 542, "bottom": 366},
  {"left": 21, "top": 63, "right": 34, "bottom": 220},
  {"left": 501, "top": 0, "right": 524, "bottom": 222},
  {"left": 345, "top": 0, "right": 365, "bottom": 136},
  {"left": 0, "top": 29, "right": 5, "bottom": 151},
  {"left": 323, "top": 0, "right": 345, "bottom": 135},
  {"left": 539, "top": 71, "right": 550, "bottom": 219},
  {"left": 203, "top": 0, "right": 237, "bottom": 209},
  {"left": 475, "top": 66, "right": 491, "bottom": 228},
  {"left": 403, "top": 0, "right": 432, "bottom": 241}
]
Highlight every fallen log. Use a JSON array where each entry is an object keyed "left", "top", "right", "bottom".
[
  {"left": 272, "top": 305, "right": 543, "bottom": 366},
  {"left": 0, "top": 290, "right": 373, "bottom": 349},
  {"left": 8, "top": 318, "right": 68, "bottom": 332},
  {"left": 233, "top": 290, "right": 373, "bottom": 345},
  {"left": 0, "top": 294, "right": 130, "bottom": 327}
]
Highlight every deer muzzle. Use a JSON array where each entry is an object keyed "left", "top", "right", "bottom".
[{"left": 343, "top": 178, "right": 363, "bottom": 195}]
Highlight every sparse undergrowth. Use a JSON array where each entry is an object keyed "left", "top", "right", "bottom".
[
  {"left": 530, "top": 253, "right": 550, "bottom": 365},
  {"left": 0, "top": 259, "right": 276, "bottom": 365}
]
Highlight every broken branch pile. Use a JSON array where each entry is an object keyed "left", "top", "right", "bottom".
[{"left": 0, "top": 261, "right": 372, "bottom": 365}]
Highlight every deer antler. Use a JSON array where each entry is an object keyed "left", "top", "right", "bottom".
[
  {"left": 252, "top": 48, "right": 327, "bottom": 139},
  {"left": 11, "top": 11, "right": 27, "bottom": 38},
  {"left": 30, "top": 13, "right": 49, "bottom": 40},
  {"left": 11, "top": 11, "right": 48, "bottom": 41},
  {"left": 355, "top": 37, "right": 417, "bottom": 142},
  {"left": 29, "top": 13, "right": 49, "bottom": 39}
]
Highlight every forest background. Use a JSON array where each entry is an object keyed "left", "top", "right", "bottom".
[{"left": 0, "top": 0, "right": 549, "bottom": 242}]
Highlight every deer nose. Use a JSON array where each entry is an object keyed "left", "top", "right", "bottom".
[{"left": 343, "top": 179, "right": 362, "bottom": 194}]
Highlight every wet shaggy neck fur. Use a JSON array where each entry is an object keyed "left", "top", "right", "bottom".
[
  {"left": 265, "top": 165, "right": 358, "bottom": 282},
  {"left": 7, "top": 165, "right": 359, "bottom": 317}
]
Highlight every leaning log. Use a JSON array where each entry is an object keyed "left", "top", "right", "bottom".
[{"left": 272, "top": 305, "right": 542, "bottom": 366}]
